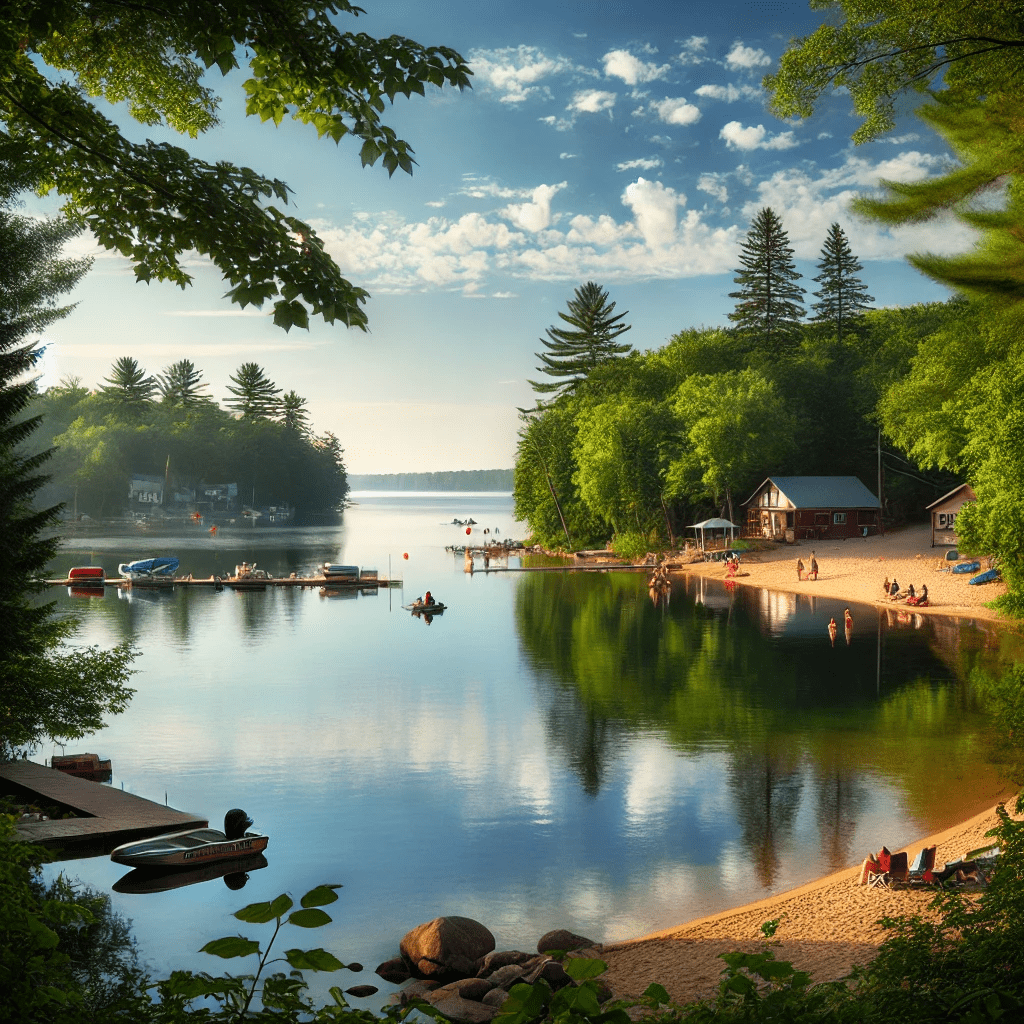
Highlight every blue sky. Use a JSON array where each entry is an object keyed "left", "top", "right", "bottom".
[{"left": 36, "top": 1, "right": 970, "bottom": 474}]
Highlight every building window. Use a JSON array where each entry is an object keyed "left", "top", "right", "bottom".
[
  {"left": 834, "top": 512, "right": 847, "bottom": 525},
  {"left": 770, "top": 489, "right": 779, "bottom": 507},
  {"left": 814, "top": 512, "right": 829, "bottom": 526},
  {"left": 761, "top": 491, "right": 769, "bottom": 507}
]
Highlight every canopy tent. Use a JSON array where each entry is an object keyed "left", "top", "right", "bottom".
[{"left": 687, "top": 518, "right": 739, "bottom": 552}]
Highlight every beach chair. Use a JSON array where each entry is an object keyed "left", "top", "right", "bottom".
[
  {"left": 908, "top": 845, "right": 937, "bottom": 884},
  {"left": 865, "top": 847, "right": 891, "bottom": 888},
  {"left": 870, "top": 850, "right": 908, "bottom": 889}
]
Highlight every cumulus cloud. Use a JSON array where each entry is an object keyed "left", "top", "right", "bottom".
[
  {"left": 603, "top": 49, "right": 670, "bottom": 85},
  {"left": 678, "top": 36, "right": 708, "bottom": 63},
  {"left": 569, "top": 89, "right": 617, "bottom": 114},
  {"left": 725, "top": 42, "right": 771, "bottom": 69},
  {"left": 616, "top": 157, "right": 664, "bottom": 172},
  {"left": 720, "top": 120, "right": 798, "bottom": 150},
  {"left": 501, "top": 182, "right": 567, "bottom": 232},
  {"left": 695, "top": 83, "right": 762, "bottom": 103},
  {"left": 622, "top": 178, "right": 685, "bottom": 247},
  {"left": 469, "top": 45, "right": 586, "bottom": 103},
  {"left": 560, "top": 152, "right": 579, "bottom": 159},
  {"left": 652, "top": 97, "right": 701, "bottom": 125},
  {"left": 696, "top": 173, "right": 729, "bottom": 203}
]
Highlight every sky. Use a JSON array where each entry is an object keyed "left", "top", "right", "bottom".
[{"left": 31, "top": 0, "right": 971, "bottom": 474}]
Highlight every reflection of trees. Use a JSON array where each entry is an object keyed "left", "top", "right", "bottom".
[
  {"left": 811, "top": 759, "right": 866, "bottom": 872},
  {"left": 727, "top": 741, "right": 804, "bottom": 887}
]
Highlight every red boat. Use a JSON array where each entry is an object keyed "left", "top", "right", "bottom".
[
  {"left": 52, "top": 752, "right": 112, "bottom": 782},
  {"left": 67, "top": 566, "right": 106, "bottom": 586}
]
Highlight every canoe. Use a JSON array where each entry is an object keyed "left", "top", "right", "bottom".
[
  {"left": 110, "top": 827, "right": 269, "bottom": 867},
  {"left": 951, "top": 561, "right": 981, "bottom": 574},
  {"left": 404, "top": 603, "right": 446, "bottom": 614},
  {"left": 113, "top": 853, "right": 269, "bottom": 894},
  {"left": 969, "top": 568, "right": 1000, "bottom": 585}
]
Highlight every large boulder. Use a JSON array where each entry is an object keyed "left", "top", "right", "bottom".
[
  {"left": 523, "top": 958, "right": 572, "bottom": 991},
  {"left": 430, "top": 978, "right": 494, "bottom": 1003},
  {"left": 430, "top": 993, "right": 499, "bottom": 1023},
  {"left": 477, "top": 950, "right": 535, "bottom": 976},
  {"left": 401, "top": 917, "right": 496, "bottom": 981},
  {"left": 486, "top": 964, "right": 527, "bottom": 990},
  {"left": 536, "top": 929, "right": 597, "bottom": 954}
]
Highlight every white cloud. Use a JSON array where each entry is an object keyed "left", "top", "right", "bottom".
[
  {"left": 817, "top": 131, "right": 833, "bottom": 140},
  {"left": 720, "top": 120, "right": 798, "bottom": 150},
  {"left": 696, "top": 173, "right": 729, "bottom": 203},
  {"left": 501, "top": 182, "right": 567, "bottom": 232},
  {"left": 621, "top": 177, "right": 685, "bottom": 248},
  {"left": 468, "top": 45, "right": 586, "bottom": 103},
  {"left": 883, "top": 132, "right": 921, "bottom": 144},
  {"left": 652, "top": 96, "right": 701, "bottom": 125},
  {"left": 602, "top": 49, "right": 670, "bottom": 85},
  {"left": 616, "top": 157, "right": 663, "bottom": 172},
  {"left": 725, "top": 42, "right": 771, "bottom": 69},
  {"left": 425, "top": 200, "right": 446, "bottom": 208},
  {"left": 678, "top": 36, "right": 708, "bottom": 64},
  {"left": 161, "top": 308, "right": 267, "bottom": 317},
  {"left": 695, "top": 83, "right": 762, "bottom": 103},
  {"left": 569, "top": 89, "right": 617, "bottom": 114},
  {"left": 559, "top": 152, "right": 578, "bottom": 159}
]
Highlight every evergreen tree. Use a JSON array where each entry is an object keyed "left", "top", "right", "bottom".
[
  {"left": 528, "top": 282, "right": 633, "bottom": 403},
  {"left": 279, "top": 390, "right": 311, "bottom": 434},
  {"left": 225, "top": 362, "right": 282, "bottom": 419},
  {"left": 157, "top": 359, "right": 208, "bottom": 406},
  {"left": 100, "top": 356, "right": 157, "bottom": 408},
  {"left": 728, "top": 207, "right": 806, "bottom": 359},
  {"left": 811, "top": 223, "right": 874, "bottom": 343}
]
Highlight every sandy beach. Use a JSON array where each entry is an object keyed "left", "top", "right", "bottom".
[{"left": 595, "top": 524, "right": 1020, "bottom": 1006}]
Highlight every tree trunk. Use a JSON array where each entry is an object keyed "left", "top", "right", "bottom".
[
  {"left": 535, "top": 449, "right": 572, "bottom": 550},
  {"left": 660, "top": 494, "right": 675, "bottom": 547}
]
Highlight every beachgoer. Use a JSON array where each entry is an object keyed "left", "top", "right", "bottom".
[
  {"left": 828, "top": 617, "right": 837, "bottom": 644},
  {"left": 797, "top": 558, "right": 805, "bottom": 581},
  {"left": 908, "top": 583, "right": 916, "bottom": 599},
  {"left": 921, "top": 583, "right": 928, "bottom": 601},
  {"left": 889, "top": 578, "right": 899, "bottom": 598},
  {"left": 809, "top": 553, "right": 819, "bottom": 580},
  {"left": 844, "top": 608, "right": 853, "bottom": 630},
  {"left": 883, "top": 577, "right": 890, "bottom": 597}
]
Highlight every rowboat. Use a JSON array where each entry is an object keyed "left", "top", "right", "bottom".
[
  {"left": 113, "top": 853, "right": 268, "bottom": 894},
  {"left": 969, "top": 568, "right": 1000, "bottom": 585},
  {"left": 951, "top": 561, "right": 981, "bottom": 574},
  {"left": 110, "top": 827, "right": 269, "bottom": 867},
  {"left": 68, "top": 566, "right": 105, "bottom": 586},
  {"left": 404, "top": 603, "right": 446, "bottom": 615}
]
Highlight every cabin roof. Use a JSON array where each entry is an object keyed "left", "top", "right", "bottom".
[
  {"left": 744, "top": 476, "right": 880, "bottom": 509},
  {"left": 925, "top": 483, "right": 976, "bottom": 511}
]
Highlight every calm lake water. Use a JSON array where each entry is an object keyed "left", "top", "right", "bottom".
[{"left": 40, "top": 492, "right": 1020, "bottom": 1001}]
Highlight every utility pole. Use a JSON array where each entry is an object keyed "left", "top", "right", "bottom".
[{"left": 877, "top": 429, "right": 884, "bottom": 536}]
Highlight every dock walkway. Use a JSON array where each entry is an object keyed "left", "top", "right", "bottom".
[{"left": 2, "top": 760, "right": 206, "bottom": 859}]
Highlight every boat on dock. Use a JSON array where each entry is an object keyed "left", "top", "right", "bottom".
[
  {"left": 118, "top": 557, "right": 180, "bottom": 583},
  {"left": 110, "top": 809, "right": 268, "bottom": 868},
  {"left": 67, "top": 566, "right": 106, "bottom": 587},
  {"left": 224, "top": 563, "right": 271, "bottom": 589},
  {"left": 51, "top": 752, "right": 112, "bottom": 782}
]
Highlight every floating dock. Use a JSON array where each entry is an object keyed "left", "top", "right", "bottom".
[
  {"left": 46, "top": 576, "right": 402, "bottom": 589},
  {"left": 1, "top": 759, "right": 206, "bottom": 860}
]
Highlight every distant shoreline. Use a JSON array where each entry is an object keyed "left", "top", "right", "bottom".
[{"left": 348, "top": 469, "right": 513, "bottom": 491}]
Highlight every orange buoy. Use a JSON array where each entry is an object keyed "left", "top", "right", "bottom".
[
  {"left": 403, "top": 552, "right": 409, "bottom": 559},
  {"left": 466, "top": 527, "right": 471, "bottom": 535}
]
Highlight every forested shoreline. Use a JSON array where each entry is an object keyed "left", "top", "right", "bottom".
[{"left": 349, "top": 469, "right": 513, "bottom": 491}]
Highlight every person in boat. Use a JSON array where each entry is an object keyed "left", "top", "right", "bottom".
[
  {"left": 424, "top": 590, "right": 433, "bottom": 607},
  {"left": 412, "top": 596, "right": 424, "bottom": 608}
]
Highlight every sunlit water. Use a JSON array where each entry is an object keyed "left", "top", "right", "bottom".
[{"left": 39, "top": 492, "right": 1020, "bottom": 1001}]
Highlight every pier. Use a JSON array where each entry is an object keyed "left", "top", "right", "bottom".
[{"left": 46, "top": 576, "right": 402, "bottom": 589}]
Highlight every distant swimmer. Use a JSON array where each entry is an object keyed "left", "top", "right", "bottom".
[{"left": 828, "top": 617, "right": 838, "bottom": 645}]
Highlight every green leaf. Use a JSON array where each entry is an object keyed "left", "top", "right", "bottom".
[
  {"left": 300, "top": 884, "right": 342, "bottom": 908},
  {"left": 200, "top": 936, "right": 261, "bottom": 959},
  {"left": 270, "top": 893, "right": 294, "bottom": 918},
  {"left": 284, "top": 947, "right": 346, "bottom": 971},
  {"left": 234, "top": 900, "right": 277, "bottom": 923},
  {"left": 564, "top": 957, "right": 607, "bottom": 981},
  {"left": 287, "top": 907, "right": 332, "bottom": 928},
  {"left": 642, "top": 982, "right": 670, "bottom": 1004}
]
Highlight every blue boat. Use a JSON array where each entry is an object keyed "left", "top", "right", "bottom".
[
  {"left": 118, "top": 557, "right": 180, "bottom": 581},
  {"left": 951, "top": 561, "right": 981, "bottom": 575},
  {"left": 969, "top": 568, "right": 1000, "bottom": 585}
]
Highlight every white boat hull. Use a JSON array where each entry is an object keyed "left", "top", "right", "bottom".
[{"left": 110, "top": 828, "right": 269, "bottom": 867}]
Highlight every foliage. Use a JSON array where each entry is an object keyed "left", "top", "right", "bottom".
[
  {"left": 764, "top": 0, "right": 1024, "bottom": 143},
  {"left": 728, "top": 208, "right": 806, "bottom": 361},
  {"left": 279, "top": 390, "right": 311, "bottom": 434},
  {"left": 1, "top": 1, "right": 472, "bottom": 331},
  {"left": 528, "top": 283, "right": 633, "bottom": 404},
  {"left": 99, "top": 356, "right": 158, "bottom": 411},
  {"left": 157, "top": 360, "right": 210, "bottom": 407},
  {"left": 810, "top": 222, "right": 874, "bottom": 344},
  {"left": 225, "top": 362, "right": 283, "bottom": 420}
]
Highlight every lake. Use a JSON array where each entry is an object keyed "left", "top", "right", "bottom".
[{"left": 41, "top": 492, "right": 1019, "bottom": 1002}]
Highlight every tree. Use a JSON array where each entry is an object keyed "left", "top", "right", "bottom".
[
  {"left": 764, "top": 0, "right": 1024, "bottom": 143},
  {"left": 1, "top": 172, "right": 135, "bottom": 757},
  {"left": 225, "top": 362, "right": 282, "bottom": 419},
  {"left": 728, "top": 208, "right": 806, "bottom": 360},
  {"left": 279, "top": 390, "right": 311, "bottom": 434},
  {"left": 528, "top": 282, "right": 633, "bottom": 403},
  {"left": 100, "top": 356, "right": 157, "bottom": 409},
  {"left": 811, "top": 223, "right": 874, "bottom": 344},
  {"left": 156, "top": 359, "right": 208, "bottom": 406},
  {"left": 1, "top": 2, "right": 472, "bottom": 332}
]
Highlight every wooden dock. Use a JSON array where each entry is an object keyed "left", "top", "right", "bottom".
[
  {"left": 1, "top": 759, "right": 207, "bottom": 860},
  {"left": 45, "top": 576, "right": 402, "bottom": 589}
]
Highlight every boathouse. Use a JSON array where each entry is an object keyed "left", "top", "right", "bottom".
[
  {"left": 925, "top": 483, "right": 976, "bottom": 548},
  {"left": 743, "top": 476, "right": 881, "bottom": 542}
]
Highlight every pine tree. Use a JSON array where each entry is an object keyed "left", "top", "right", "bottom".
[
  {"left": 811, "top": 223, "right": 874, "bottom": 343},
  {"left": 728, "top": 208, "right": 805, "bottom": 359},
  {"left": 100, "top": 356, "right": 157, "bottom": 408},
  {"left": 528, "top": 282, "right": 633, "bottom": 403},
  {"left": 225, "top": 363, "right": 282, "bottom": 419},
  {"left": 157, "top": 359, "right": 209, "bottom": 406}
]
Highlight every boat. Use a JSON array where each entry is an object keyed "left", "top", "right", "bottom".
[
  {"left": 225, "top": 563, "right": 271, "bottom": 589},
  {"left": 113, "top": 853, "right": 268, "bottom": 894},
  {"left": 404, "top": 602, "right": 446, "bottom": 615},
  {"left": 969, "top": 568, "right": 1000, "bottom": 585},
  {"left": 951, "top": 560, "right": 981, "bottom": 574},
  {"left": 68, "top": 566, "right": 105, "bottom": 587},
  {"left": 118, "top": 556, "right": 180, "bottom": 582},
  {"left": 323, "top": 563, "right": 360, "bottom": 583},
  {"left": 51, "top": 752, "right": 111, "bottom": 782},
  {"left": 110, "top": 809, "right": 268, "bottom": 868}
]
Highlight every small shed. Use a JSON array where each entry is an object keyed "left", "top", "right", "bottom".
[
  {"left": 743, "top": 476, "right": 881, "bottom": 542},
  {"left": 687, "top": 517, "right": 739, "bottom": 552},
  {"left": 925, "top": 483, "right": 976, "bottom": 548}
]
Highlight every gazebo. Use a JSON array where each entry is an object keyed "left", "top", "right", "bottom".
[{"left": 687, "top": 517, "right": 740, "bottom": 553}]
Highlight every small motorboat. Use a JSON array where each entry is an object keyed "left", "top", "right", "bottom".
[
  {"left": 951, "top": 560, "right": 982, "bottom": 574},
  {"left": 225, "top": 563, "right": 271, "bottom": 589},
  {"left": 118, "top": 557, "right": 180, "bottom": 582},
  {"left": 969, "top": 567, "right": 1000, "bottom": 585},
  {"left": 404, "top": 602, "right": 446, "bottom": 615},
  {"left": 110, "top": 809, "right": 268, "bottom": 868},
  {"left": 52, "top": 752, "right": 111, "bottom": 782},
  {"left": 68, "top": 566, "right": 105, "bottom": 587}
]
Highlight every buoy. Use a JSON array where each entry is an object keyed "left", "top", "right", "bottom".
[
  {"left": 209, "top": 525, "right": 218, "bottom": 535},
  {"left": 466, "top": 527, "right": 471, "bottom": 535},
  {"left": 403, "top": 552, "right": 409, "bottom": 559}
]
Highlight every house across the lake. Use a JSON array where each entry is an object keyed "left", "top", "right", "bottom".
[
  {"left": 925, "top": 483, "right": 976, "bottom": 548},
  {"left": 743, "top": 476, "right": 881, "bottom": 542}
]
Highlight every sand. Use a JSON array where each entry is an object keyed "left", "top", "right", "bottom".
[{"left": 594, "top": 524, "right": 1020, "bottom": 1006}]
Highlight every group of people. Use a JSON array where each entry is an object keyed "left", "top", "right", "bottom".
[
  {"left": 796, "top": 551, "right": 819, "bottom": 581},
  {"left": 883, "top": 578, "right": 929, "bottom": 606}
]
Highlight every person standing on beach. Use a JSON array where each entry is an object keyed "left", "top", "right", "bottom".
[
  {"left": 796, "top": 557, "right": 805, "bottom": 581},
  {"left": 809, "top": 552, "right": 819, "bottom": 580}
]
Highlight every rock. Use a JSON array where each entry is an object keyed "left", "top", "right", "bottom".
[
  {"left": 536, "top": 929, "right": 597, "bottom": 954},
  {"left": 477, "top": 950, "right": 535, "bottom": 976},
  {"left": 482, "top": 988, "right": 511, "bottom": 1009},
  {"left": 375, "top": 957, "right": 411, "bottom": 984},
  {"left": 402, "top": 980, "right": 441, "bottom": 1002},
  {"left": 430, "top": 978, "right": 494, "bottom": 1002},
  {"left": 344, "top": 985, "right": 379, "bottom": 998},
  {"left": 401, "top": 917, "right": 496, "bottom": 981},
  {"left": 430, "top": 994, "right": 499, "bottom": 1023},
  {"left": 523, "top": 958, "right": 571, "bottom": 991},
  {"left": 486, "top": 965, "right": 527, "bottom": 990}
]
